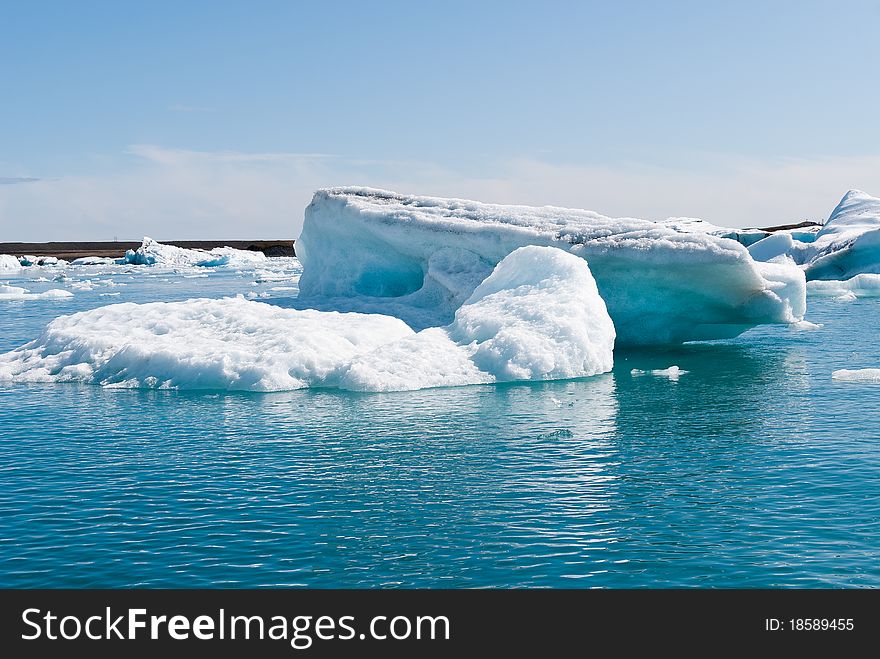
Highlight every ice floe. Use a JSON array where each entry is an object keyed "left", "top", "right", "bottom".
[{"left": 0, "top": 284, "right": 74, "bottom": 301}]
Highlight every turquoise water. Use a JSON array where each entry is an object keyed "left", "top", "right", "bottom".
[{"left": 0, "top": 263, "right": 878, "bottom": 587}]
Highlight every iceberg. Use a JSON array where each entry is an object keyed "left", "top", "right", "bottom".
[
  {"left": 806, "top": 273, "right": 880, "bottom": 298},
  {"left": 801, "top": 190, "right": 880, "bottom": 280},
  {"left": 124, "top": 237, "right": 268, "bottom": 268},
  {"left": 0, "top": 254, "right": 22, "bottom": 270},
  {"left": 0, "top": 246, "right": 614, "bottom": 392},
  {"left": 739, "top": 190, "right": 880, "bottom": 282},
  {"left": 297, "top": 188, "right": 806, "bottom": 344},
  {"left": 747, "top": 233, "right": 796, "bottom": 263},
  {"left": 339, "top": 246, "right": 615, "bottom": 391}
]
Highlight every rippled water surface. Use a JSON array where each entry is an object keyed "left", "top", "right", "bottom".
[{"left": 1, "top": 262, "right": 878, "bottom": 587}]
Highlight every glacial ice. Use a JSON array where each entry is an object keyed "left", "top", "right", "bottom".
[
  {"left": 0, "top": 246, "right": 615, "bottom": 392},
  {"left": 801, "top": 190, "right": 880, "bottom": 280},
  {"left": 339, "top": 246, "right": 615, "bottom": 391},
  {"left": 807, "top": 274, "right": 880, "bottom": 298},
  {"left": 124, "top": 237, "right": 268, "bottom": 268},
  {"left": 739, "top": 191, "right": 880, "bottom": 282},
  {"left": 0, "top": 254, "right": 22, "bottom": 270},
  {"left": 832, "top": 368, "right": 880, "bottom": 383},
  {"left": 0, "top": 297, "right": 413, "bottom": 391},
  {"left": 297, "top": 188, "right": 806, "bottom": 344},
  {"left": 747, "top": 233, "right": 796, "bottom": 262}
]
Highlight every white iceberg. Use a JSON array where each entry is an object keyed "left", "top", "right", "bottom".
[
  {"left": 747, "top": 233, "right": 796, "bottom": 262},
  {"left": 124, "top": 237, "right": 268, "bottom": 268},
  {"left": 339, "top": 246, "right": 615, "bottom": 391},
  {"left": 297, "top": 188, "right": 806, "bottom": 345},
  {"left": 806, "top": 273, "right": 880, "bottom": 297},
  {"left": 0, "top": 246, "right": 615, "bottom": 392},
  {"left": 740, "top": 190, "right": 880, "bottom": 282},
  {"left": 802, "top": 190, "right": 880, "bottom": 280},
  {"left": 832, "top": 368, "right": 880, "bottom": 384},
  {"left": 0, "top": 254, "right": 22, "bottom": 270}
]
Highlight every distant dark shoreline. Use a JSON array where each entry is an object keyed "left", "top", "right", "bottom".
[{"left": 0, "top": 240, "right": 295, "bottom": 260}]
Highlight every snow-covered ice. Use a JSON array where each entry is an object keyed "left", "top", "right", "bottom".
[{"left": 297, "top": 188, "right": 806, "bottom": 344}]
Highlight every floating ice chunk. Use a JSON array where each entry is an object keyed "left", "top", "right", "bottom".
[
  {"left": 748, "top": 233, "right": 795, "bottom": 262},
  {"left": 0, "top": 285, "right": 74, "bottom": 300},
  {"left": 0, "top": 254, "right": 22, "bottom": 270},
  {"left": 790, "top": 319, "right": 823, "bottom": 330},
  {"left": 0, "top": 246, "right": 615, "bottom": 392},
  {"left": 452, "top": 245, "right": 614, "bottom": 381},
  {"left": 124, "top": 237, "right": 268, "bottom": 268},
  {"left": 70, "top": 256, "right": 123, "bottom": 266},
  {"left": 806, "top": 273, "right": 880, "bottom": 297},
  {"left": 631, "top": 365, "right": 688, "bottom": 380},
  {"left": 339, "top": 246, "right": 615, "bottom": 391},
  {"left": 297, "top": 188, "right": 806, "bottom": 344},
  {"left": 0, "top": 298, "right": 413, "bottom": 390},
  {"left": 832, "top": 368, "right": 880, "bottom": 383},
  {"left": 802, "top": 190, "right": 880, "bottom": 280}
]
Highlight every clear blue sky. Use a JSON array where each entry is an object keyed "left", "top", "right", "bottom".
[{"left": 2, "top": 0, "right": 880, "bottom": 239}]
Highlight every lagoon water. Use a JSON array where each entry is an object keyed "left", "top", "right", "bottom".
[{"left": 0, "top": 260, "right": 878, "bottom": 587}]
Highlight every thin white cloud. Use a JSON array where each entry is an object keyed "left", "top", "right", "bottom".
[
  {"left": 1, "top": 145, "right": 878, "bottom": 241},
  {"left": 0, "top": 176, "right": 40, "bottom": 185}
]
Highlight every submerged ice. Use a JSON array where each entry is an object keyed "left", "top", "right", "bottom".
[
  {"left": 297, "top": 188, "right": 805, "bottom": 344},
  {"left": 0, "top": 246, "right": 615, "bottom": 392}
]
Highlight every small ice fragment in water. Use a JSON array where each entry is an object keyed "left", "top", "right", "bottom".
[
  {"left": 832, "top": 368, "right": 880, "bottom": 383},
  {"left": 631, "top": 365, "right": 688, "bottom": 380}
]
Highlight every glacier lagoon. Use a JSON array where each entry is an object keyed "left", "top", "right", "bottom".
[{"left": 0, "top": 256, "right": 878, "bottom": 587}]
